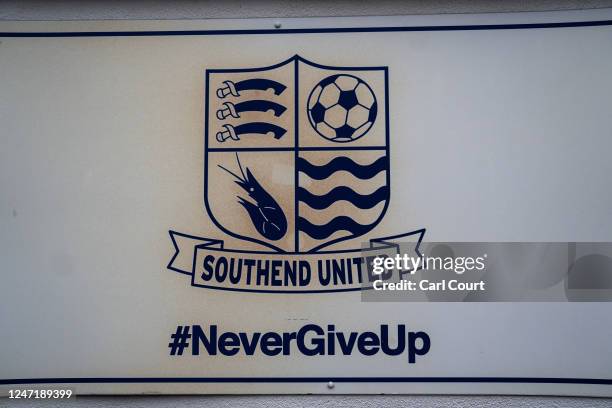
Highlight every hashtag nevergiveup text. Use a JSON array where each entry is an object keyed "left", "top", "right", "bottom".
[{"left": 170, "top": 324, "right": 430, "bottom": 364}]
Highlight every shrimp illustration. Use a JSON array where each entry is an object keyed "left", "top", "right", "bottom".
[{"left": 218, "top": 153, "right": 287, "bottom": 241}]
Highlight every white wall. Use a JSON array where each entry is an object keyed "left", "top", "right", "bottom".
[
  {"left": 2, "top": 1, "right": 612, "bottom": 407},
  {"left": 6, "top": 395, "right": 612, "bottom": 408},
  {"left": 2, "top": 0, "right": 612, "bottom": 19}
]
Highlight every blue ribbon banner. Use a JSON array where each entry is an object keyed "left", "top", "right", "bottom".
[{"left": 167, "top": 229, "right": 425, "bottom": 293}]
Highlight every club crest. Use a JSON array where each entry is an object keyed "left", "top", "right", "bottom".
[{"left": 204, "top": 56, "right": 390, "bottom": 253}]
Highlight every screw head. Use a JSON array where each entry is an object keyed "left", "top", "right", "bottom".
[
  {"left": 327, "top": 381, "right": 334, "bottom": 389},
  {"left": 274, "top": 22, "right": 282, "bottom": 29}
]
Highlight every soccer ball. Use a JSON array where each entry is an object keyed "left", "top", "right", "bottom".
[{"left": 307, "top": 74, "right": 377, "bottom": 142}]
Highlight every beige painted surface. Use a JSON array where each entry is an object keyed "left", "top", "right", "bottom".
[{"left": 1, "top": 3, "right": 612, "bottom": 403}]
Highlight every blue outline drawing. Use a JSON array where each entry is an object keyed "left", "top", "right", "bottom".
[
  {"left": 204, "top": 55, "right": 390, "bottom": 254},
  {"left": 306, "top": 73, "right": 378, "bottom": 142}
]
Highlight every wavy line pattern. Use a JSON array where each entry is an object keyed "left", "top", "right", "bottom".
[
  {"left": 297, "top": 156, "right": 387, "bottom": 180},
  {"left": 297, "top": 186, "right": 388, "bottom": 210},
  {"left": 297, "top": 216, "right": 379, "bottom": 240}
]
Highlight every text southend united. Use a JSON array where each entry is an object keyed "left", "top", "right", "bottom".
[
  {"left": 190, "top": 324, "right": 430, "bottom": 363},
  {"left": 200, "top": 255, "right": 378, "bottom": 287}
]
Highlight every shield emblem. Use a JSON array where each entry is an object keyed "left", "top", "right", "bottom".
[{"left": 205, "top": 55, "right": 389, "bottom": 253}]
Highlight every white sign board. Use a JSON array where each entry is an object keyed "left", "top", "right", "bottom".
[{"left": 1, "top": 9, "right": 612, "bottom": 396}]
